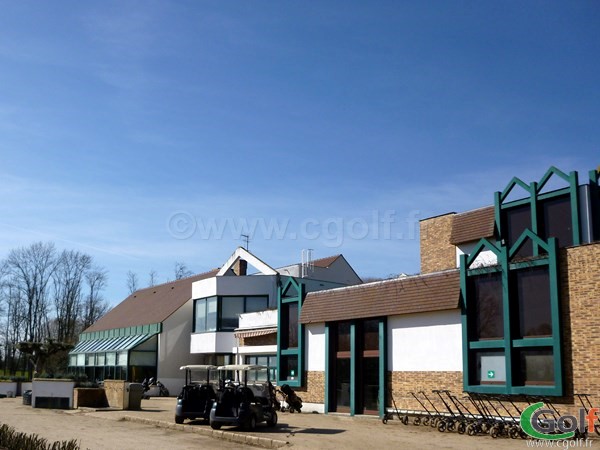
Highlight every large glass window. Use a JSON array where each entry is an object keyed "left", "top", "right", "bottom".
[
  {"left": 245, "top": 355, "right": 277, "bottom": 381},
  {"left": 515, "top": 348, "right": 554, "bottom": 386},
  {"left": 220, "top": 296, "right": 244, "bottom": 330},
  {"left": 281, "top": 303, "right": 299, "bottom": 348},
  {"left": 514, "top": 267, "right": 552, "bottom": 338},
  {"left": 539, "top": 195, "right": 573, "bottom": 248},
  {"left": 195, "top": 296, "right": 269, "bottom": 332},
  {"left": 503, "top": 204, "right": 533, "bottom": 258},
  {"left": 194, "top": 297, "right": 218, "bottom": 333},
  {"left": 469, "top": 272, "right": 503, "bottom": 340}
]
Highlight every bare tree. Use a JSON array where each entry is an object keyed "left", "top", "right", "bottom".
[
  {"left": 126, "top": 270, "right": 139, "bottom": 294},
  {"left": 174, "top": 262, "right": 193, "bottom": 280},
  {"left": 5, "top": 242, "right": 59, "bottom": 342},
  {"left": 81, "top": 267, "right": 109, "bottom": 332},
  {"left": 148, "top": 269, "right": 158, "bottom": 287},
  {"left": 52, "top": 250, "right": 92, "bottom": 343}
]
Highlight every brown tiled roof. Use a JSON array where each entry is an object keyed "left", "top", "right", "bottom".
[
  {"left": 300, "top": 270, "right": 460, "bottom": 324},
  {"left": 85, "top": 270, "right": 218, "bottom": 332},
  {"left": 449, "top": 206, "right": 495, "bottom": 245},
  {"left": 311, "top": 254, "right": 341, "bottom": 268}
]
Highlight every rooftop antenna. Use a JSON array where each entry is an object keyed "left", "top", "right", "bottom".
[
  {"left": 301, "top": 249, "right": 314, "bottom": 278},
  {"left": 240, "top": 234, "right": 250, "bottom": 251}
]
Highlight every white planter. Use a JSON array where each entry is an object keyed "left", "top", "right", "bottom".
[
  {"left": 32, "top": 378, "right": 75, "bottom": 409},
  {"left": 0, "top": 381, "right": 17, "bottom": 397}
]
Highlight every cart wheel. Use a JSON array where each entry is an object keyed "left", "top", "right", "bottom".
[
  {"left": 267, "top": 411, "right": 278, "bottom": 427},
  {"left": 400, "top": 415, "right": 408, "bottom": 425},
  {"left": 457, "top": 422, "right": 466, "bottom": 434},
  {"left": 490, "top": 424, "right": 500, "bottom": 439},
  {"left": 447, "top": 420, "right": 456, "bottom": 432},
  {"left": 466, "top": 424, "right": 477, "bottom": 436},
  {"left": 210, "top": 421, "right": 222, "bottom": 430},
  {"left": 437, "top": 420, "right": 446, "bottom": 432},
  {"left": 245, "top": 414, "right": 257, "bottom": 431},
  {"left": 422, "top": 417, "right": 430, "bottom": 426},
  {"left": 413, "top": 416, "right": 421, "bottom": 426},
  {"left": 382, "top": 417, "right": 388, "bottom": 425},
  {"left": 175, "top": 415, "right": 184, "bottom": 424},
  {"left": 430, "top": 417, "right": 438, "bottom": 428},
  {"left": 509, "top": 426, "right": 520, "bottom": 439}
]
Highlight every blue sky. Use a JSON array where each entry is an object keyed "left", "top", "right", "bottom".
[{"left": 1, "top": 1, "right": 598, "bottom": 305}]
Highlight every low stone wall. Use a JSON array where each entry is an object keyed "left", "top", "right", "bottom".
[
  {"left": 103, "top": 380, "right": 128, "bottom": 410},
  {"left": 74, "top": 388, "right": 108, "bottom": 408}
]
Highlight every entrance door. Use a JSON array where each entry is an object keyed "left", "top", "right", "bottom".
[
  {"left": 331, "top": 321, "right": 351, "bottom": 412},
  {"left": 358, "top": 319, "right": 380, "bottom": 415}
]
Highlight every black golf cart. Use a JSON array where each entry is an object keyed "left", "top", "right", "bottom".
[
  {"left": 174, "top": 364, "right": 217, "bottom": 424},
  {"left": 209, "top": 364, "right": 278, "bottom": 431}
]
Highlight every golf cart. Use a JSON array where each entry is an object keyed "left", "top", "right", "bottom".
[
  {"left": 174, "top": 365, "right": 217, "bottom": 424},
  {"left": 209, "top": 364, "right": 278, "bottom": 431}
]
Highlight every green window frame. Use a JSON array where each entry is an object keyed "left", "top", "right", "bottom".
[{"left": 276, "top": 277, "right": 305, "bottom": 387}]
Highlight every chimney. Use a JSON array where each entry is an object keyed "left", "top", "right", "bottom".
[{"left": 233, "top": 259, "right": 247, "bottom": 276}]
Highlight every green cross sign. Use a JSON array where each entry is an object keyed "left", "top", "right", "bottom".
[{"left": 487, "top": 370, "right": 495, "bottom": 379}]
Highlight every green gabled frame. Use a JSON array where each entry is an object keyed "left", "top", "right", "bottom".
[
  {"left": 462, "top": 228, "right": 563, "bottom": 395},
  {"left": 277, "top": 277, "right": 305, "bottom": 388}
]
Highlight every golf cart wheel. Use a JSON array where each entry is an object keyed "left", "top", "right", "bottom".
[
  {"left": 457, "top": 422, "right": 466, "bottom": 434},
  {"left": 422, "top": 416, "right": 430, "bottom": 426},
  {"left": 437, "top": 420, "right": 446, "bottom": 432},
  {"left": 175, "top": 415, "right": 184, "bottom": 424},
  {"left": 466, "top": 423, "right": 477, "bottom": 436},
  {"left": 267, "top": 411, "right": 278, "bottom": 427},
  {"left": 210, "top": 422, "right": 222, "bottom": 430},
  {"left": 413, "top": 416, "right": 421, "bottom": 426},
  {"left": 245, "top": 414, "right": 257, "bottom": 431},
  {"left": 430, "top": 417, "right": 438, "bottom": 428},
  {"left": 401, "top": 415, "right": 409, "bottom": 425}
]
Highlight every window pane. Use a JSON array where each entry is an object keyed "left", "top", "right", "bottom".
[
  {"left": 362, "top": 357, "right": 379, "bottom": 412},
  {"left": 469, "top": 272, "right": 503, "bottom": 339},
  {"left": 97, "top": 353, "right": 105, "bottom": 366},
  {"left": 335, "top": 358, "right": 351, "bottom": 410},
  {"left": 245, "top": 296, "right": 268, "bottom": 313},
  {"left": 540, "top": 195, "right": 573, "bottom": 248},
  {"left": 207, "top": 297, "right": 218, "bottom": 331},
  {"left": 516, "top": 348, "right": 554, "bottom": 385},
  {"left": 337, "top": 321, "right": 351, "bottom": 352},
  {"left": 106, "top": 352, "right": 116, "bottom": 366},
  {"left": 220, "top": 296, "right": 243, "bottom": 330},
  {"left": 363, "top": 319, "right": 379, "bottom": 351},
  {"left": 504, "top": 204, "right": 533, "bottom": 258},
  {"left": 280, "top": 355, "right": 298, "bottom": 381},
  {"left": 194, "top": 299, "right": 206, "bottom": 332},
  {"left": 287, "top": 303, "right": 299, "bottom": 348},
  {"left": 515, "top": 267, "right": 552, "bottom": 338},
  {"left": 117, "top": 351, "right": 128, "bottom": 366},
  {"left": 470, "top": 350, "right": 506, "bottom": 385}
]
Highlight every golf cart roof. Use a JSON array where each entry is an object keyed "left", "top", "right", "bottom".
[
  {"left": 216, "top": 364, "right": 268, "bottom": 371},
  {"left": 179, "top": 365, "right": 218, "bottom": 371}
]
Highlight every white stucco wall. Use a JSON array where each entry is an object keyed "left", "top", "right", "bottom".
[
  {"left": 306, "top": 323, "right": 326, "bottom": 371},
  {"left": 388, "top": 310, "right": 462, "bottom": 372},
  {"left": 190, "top": 332, "right": 237, "bottom": 354}
]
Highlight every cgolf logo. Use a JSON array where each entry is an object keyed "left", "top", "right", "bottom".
[{"left": 520, "top": 402, "right": 599, "bottom": 440}]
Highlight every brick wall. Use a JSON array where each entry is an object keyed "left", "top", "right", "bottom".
[
  {"left": 239, "top": 333, "right": 277, "bottom": 347},
  {"left": 295, "top": 371, "right": 324, "bottom": 404},
  {"left": 559, "top": 242, "right": 600, "bottom": 405},
  {"left": 387, "top": 370, "right": 463, "bottom": 411},
  {"left": 420, "top": 213, "right": 456, "bottom": 274}
]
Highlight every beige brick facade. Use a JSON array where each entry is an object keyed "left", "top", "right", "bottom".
[
  {"left": 559, "top": 242, "right": 600, "bottom": 404},
  {"left": 420, "top": 213, "right": 456, "bottom": 274},
  {"left": 387, "top": 370, "right": 463, "bottom": 411},
  {"left": 294, "top": 371, "right": 325, "bottom": 404}
]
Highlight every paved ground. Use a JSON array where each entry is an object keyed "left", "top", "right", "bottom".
[{"left": 0, "top": 397, "right": 597, "bottom": 449}]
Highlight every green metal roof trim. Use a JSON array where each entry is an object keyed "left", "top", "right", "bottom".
[
  {"left": 70, "top": 332, "right": 157, "bottom": 355},
  {"left": 78, "top": 323, "right": 161, "bottom": 341}
]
